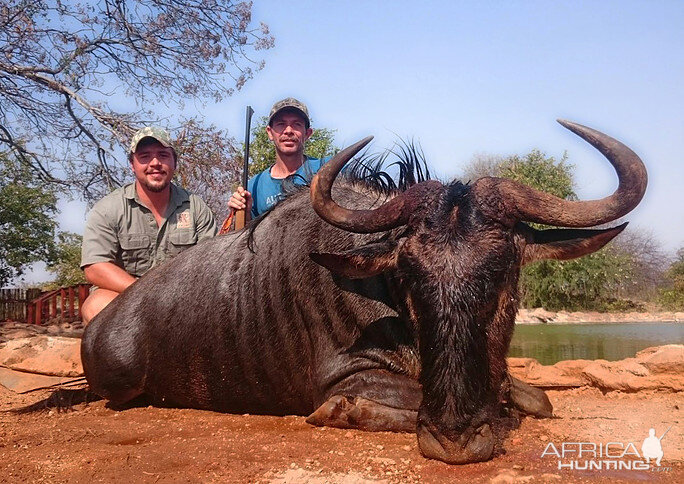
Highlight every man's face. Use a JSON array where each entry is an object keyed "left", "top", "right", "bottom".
[
  {"left": 266, "top": 110, "right": 313, "bottom": 157},
  {"left": 131, "top": 139, "right": 176, "bottom": 193}
]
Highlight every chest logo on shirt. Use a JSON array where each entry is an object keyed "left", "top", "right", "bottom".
[{"left": 177, "top": 210, "right": 192, "bottom": 229}]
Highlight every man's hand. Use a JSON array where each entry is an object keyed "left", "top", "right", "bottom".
[{"left": 228, "top": 186, "right": 252, "bottom": 214}]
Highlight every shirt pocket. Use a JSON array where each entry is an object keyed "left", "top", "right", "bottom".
[
  {"left": 167, "top": 231, "right": 198, "bottom": 257},
  {"left": 120, "top": 234, "right": 152, "bottom": 276}
]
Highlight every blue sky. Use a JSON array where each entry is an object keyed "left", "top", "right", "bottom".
[{"left": 27, "top": 0, "right": 684, "bottom": 283}]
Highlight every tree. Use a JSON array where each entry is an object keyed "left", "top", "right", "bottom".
[
  {"left": 0, "top": 0, "right": 274, "bottom": 201},
  {"left": 659, "top": 248, "right": 684, "bottom": 310},
  {"left": 0, "top": 153, "right": 57, "bottom": 287},
  {"left": 611, "top": 228, "right": 668, "bottom": 303},
  {"left": 459, "top": 153, "right": 504, "bottom": 182},
  {"left": 245, "top": 116, "right": 339, "bottom": 176},
  {"left": 498, "top": 150, "right": 575, "bottom": 200},
  {"left": 45, "top": 232, "right": 87, "bottom": 288},
  {"left": 174, "top": 118, "right": 241, "bottom": 221}
]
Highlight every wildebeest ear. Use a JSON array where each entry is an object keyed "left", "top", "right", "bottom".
[
  {"left": 310, "top": 241, "right": 398, "bottom": 279},
  {"left": 522, "top": 222, "right": 628, "bottom": 265}
]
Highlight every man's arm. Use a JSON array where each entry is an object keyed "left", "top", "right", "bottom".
[
  {"left": 192, "top": 195, "right": 219, "bottom": 240},
  {"left": 81, "top": 201, "right": 130, "bottom": 290},
  {"left": 83, "top": 262, "right": 137, "bottom": 293}
]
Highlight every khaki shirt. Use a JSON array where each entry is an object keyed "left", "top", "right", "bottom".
[{"left": 81, "top": 182, "right": 217, "bottom": 277}]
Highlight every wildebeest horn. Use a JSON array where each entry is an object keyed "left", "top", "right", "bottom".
[
  {"left": 492, "top": 120, "right": 648, "bottom": 227},
  {"left": 312, "top": 136, "right": 437, "bottom": 233}
]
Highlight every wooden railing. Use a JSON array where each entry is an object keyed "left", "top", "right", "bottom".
[
  {"left": 0, "top": 288, "right": 42, "bottom": 322},
  {"left": 27, "top": 284, "right": 91, "bottom": 325}
]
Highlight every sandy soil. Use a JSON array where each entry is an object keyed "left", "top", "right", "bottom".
[{"left": 0, "top": 383, "right": 681, "bottom": 483}]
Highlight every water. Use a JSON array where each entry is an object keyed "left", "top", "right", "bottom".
[{"left": 508, "top": 323, "right": 684, "bottom": 365}]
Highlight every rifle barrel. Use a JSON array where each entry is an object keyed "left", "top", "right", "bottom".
[{"left": 242, "top": 106, "right": 254, "bottom": 189}]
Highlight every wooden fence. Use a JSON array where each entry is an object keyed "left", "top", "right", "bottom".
[
  {"left": 1, "top": 284, "right": 91, "bottom": 325},
  {"left": 0, "top": 288, "right": 41, "bottom": 322}
]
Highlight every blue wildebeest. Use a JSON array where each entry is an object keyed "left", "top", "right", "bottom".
[{"left": 81, "top": 120, "right": 647, "bottom": 464}]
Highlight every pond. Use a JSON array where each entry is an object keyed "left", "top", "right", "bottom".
[{"left": 508, "top": 322, "right": 684, "bottom": 365}]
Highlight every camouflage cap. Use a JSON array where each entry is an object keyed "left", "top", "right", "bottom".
[
  {"left": 268, "top": 98, "right": 310, "bottom": 127},
  {"left": 129, "top": 126, "right": 174, "bottom": 154}
]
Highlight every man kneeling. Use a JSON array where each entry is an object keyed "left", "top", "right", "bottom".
[{"left": 80, "top": 126, "right": 217, "bottom": 324}]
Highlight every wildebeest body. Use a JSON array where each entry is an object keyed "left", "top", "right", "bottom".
[
  {"left": 82, "top": 184, "right": 422, "bottom": 415},
  {"left": 83, "top": 120, "right": 647, "bottom": 464}
]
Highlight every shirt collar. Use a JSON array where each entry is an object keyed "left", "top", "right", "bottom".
[{"left": 124, "top": 181, "right": 187, "bottom": 208}]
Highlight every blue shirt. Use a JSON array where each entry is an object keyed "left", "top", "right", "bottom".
[{"left": 248, "top": 157, "right": 328, "bottom": 218}]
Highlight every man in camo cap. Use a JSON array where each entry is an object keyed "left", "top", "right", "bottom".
[
  {"left": 228, "top": 97, "right": 329, "bottom": 219},
  {"left": 80, "top": 126, "right": 217, "bottom": 324}
]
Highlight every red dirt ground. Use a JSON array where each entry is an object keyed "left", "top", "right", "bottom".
[{"left": 1, "top": 383, "right": 681, "bottom": 483}]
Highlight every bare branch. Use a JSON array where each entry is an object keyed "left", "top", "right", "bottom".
[{"left": 0, "top": 0, "right": 273, "bottom": 201}]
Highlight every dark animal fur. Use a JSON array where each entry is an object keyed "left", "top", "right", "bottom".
[{"left": 82, "top": 138, "right": 632, "bottom": 464}]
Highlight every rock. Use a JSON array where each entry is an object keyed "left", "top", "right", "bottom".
[
  {"left": 3, "top": 329, "right": 36, "bottom": 340},
  {"left": 516, "top": 308, "right": 558, "bottom": 324},
  {"left": 509, "top": 345, "right": 684, "bottom": 392},
  {"left": 635, "top": 345, "right": 684, "bottom": 374},
  {"left": 581, "top": 358, "right": 684, "bottom": 392},
  {"left": 552, "top": 359, "right": 592, "bottom": 381},
  {"left": 0, "top": 366, "right": 79, "bottom": 393},
  {"left": 490, "top": 470, "right": 534, "bottom": 483},
  {"left": 0, "top": 335, "right": 83, "bottom": 376},
  {"left": 515, "top": 308, "right": 681, "bottom": 324},
  {"left": 507, "top": 357, "right": 538, "bottom": 380},
  {"left": 507, "top": 358, "right": 587, "bottom": 387}
]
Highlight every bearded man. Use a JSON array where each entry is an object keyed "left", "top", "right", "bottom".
[{"left": 80, "top": 126, "right": 217, "bottom": 324}]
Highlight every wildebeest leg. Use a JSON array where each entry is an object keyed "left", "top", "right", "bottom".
[
  {"left": 486, "top": 287, "right": 553, "bottom": 419},
  {"left": 306, "top": 369, "right": 421, "bottom": 432},
  {"left": 307, "top": 395, "right": 417, "bottom": 432},
  {"left": 504, "top": 375, "right": 553, "bottom": 418}
]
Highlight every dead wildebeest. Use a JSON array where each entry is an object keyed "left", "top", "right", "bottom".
[{"left": 81, "top": 120, "right": 647, "bottom": 464}]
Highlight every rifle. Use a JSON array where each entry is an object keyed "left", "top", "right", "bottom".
[
  {"left": 219, "top": 105, "right": 254, "bottom": 234},
  {"left": 659, "top": 426, "right": 672, "bottom": 441}
]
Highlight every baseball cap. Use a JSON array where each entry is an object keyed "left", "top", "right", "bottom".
[
  {"left": 268, "top": 98, "right": 310, "bottom": 128},
  {"left": 129, "top": 126, "right": 174, "bottom": 154}
]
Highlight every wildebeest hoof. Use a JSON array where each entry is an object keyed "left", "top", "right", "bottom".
[
  {"left": 306, "top": 395, "right": 417, "bottom": 432},
  {"left": 507, "top": 376, "right": 553, "bottom": 418},
  {"left": 417, "top": 423, "right": 494, "bottom": 464},
  {"left": 306, "top": 395, "right": 355, "bottom": 428}
]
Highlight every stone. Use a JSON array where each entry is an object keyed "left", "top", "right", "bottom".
[
  {"left": 507, "top": 358, "right": 587, "bottom": 387},
  {"left": 635, "top": 345, "right": 684, "bottom": 374},
  {"left": 581, "top": 358, "right": 684, "bottom": 392},
  {"left": 0, "top": 367, "right": 78, "bottom": 393},
  {"left": 509, "top": 346, "right": 684, "bottom": 392},
  {"left": 0, "top": 335, "right": 83, "bottom": 377},
  {"left": 3, "top": 329, "right": 36, "bottom": 340},
  {"left": 490, "top": 470, "right": 534, "bottom": 483}
]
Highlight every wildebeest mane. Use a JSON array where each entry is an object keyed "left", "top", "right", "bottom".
[
  {"left": 343, "top": 138, "right": 432, "bottom": 195},
  {"left": 246, "top": 139, "right": 434, "bottom": 250}
]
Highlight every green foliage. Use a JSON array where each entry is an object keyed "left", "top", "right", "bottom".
[
  {"left": 658, "top": 248, "right": 684, "bottom": 310},
  {"left": 499, "top": 149, "right": 575, "bottom": 200},
  {"left": 522, "top": 247, "right": 637, "bottom": 311},
  {"left": 245, "top": 116, "right": 339, "bottom": 177},
  {"left": 0, "top": 154, "right": 58, "bottom": 287},
  {"left": 45, "top": 232, "right": 87, "bottom": 289}
]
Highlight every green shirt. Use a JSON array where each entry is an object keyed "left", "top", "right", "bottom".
[{"left": 80, "top": 182, "right": 217, "bottom": 277}]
